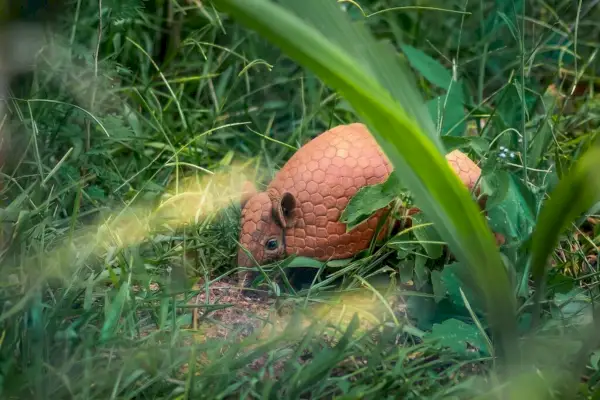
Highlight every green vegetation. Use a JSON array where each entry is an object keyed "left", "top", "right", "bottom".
[{"left": 1, "top": 0, "right": 599, "bottom": 398}]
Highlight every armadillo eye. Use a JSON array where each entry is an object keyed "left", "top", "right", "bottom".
[{"left": 265, "top": 238, "right": 278, "bottom": 251}]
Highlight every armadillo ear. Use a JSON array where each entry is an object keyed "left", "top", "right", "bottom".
[
  {"left": 240, "top": 181, "right": 257, "bottom": 209},
  {"left": 274, "top": 192, "right": 297, "bottom": 228}
]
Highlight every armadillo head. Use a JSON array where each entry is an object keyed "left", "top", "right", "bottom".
[{"left": 237, "top": 182, "right": 297, "bottom": 288}]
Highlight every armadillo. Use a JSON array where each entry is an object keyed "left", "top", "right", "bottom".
[{"left": 237, "top": 123, "right": 486, "bottom": 288}]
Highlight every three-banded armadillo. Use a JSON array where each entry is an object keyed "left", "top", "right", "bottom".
[{"left": 237, "top": 123, "right": 484, "bottom": 288}]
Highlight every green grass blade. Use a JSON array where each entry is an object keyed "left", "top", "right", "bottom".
[
  {"left": 212, "top": 0, "right": 518, "bottom": 368},
  {"left": 529, "top": 139, "right": 600, "bottom": 327}
]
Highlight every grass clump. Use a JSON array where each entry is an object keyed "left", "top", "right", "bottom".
[{"left": 1, "top": 0, "right": 600, "bottom": 398}]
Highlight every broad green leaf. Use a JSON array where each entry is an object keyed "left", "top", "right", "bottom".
[
  {"left": 400, "top": 44, "right": 453, "bottom": 90},
  {"left": 551, "top": 289, "right": 594, "bottom": 327},
  {"left": 511, "top": 174, "right": 538, "bottom": 219},
  {"left": 495, "top": 79, "right": 539, "bottom": 139},
  {"left": 482, "top": 170, "right": 510, "bottom": 210},
  {"left": 398, "top": 260, "right": 414, "bottom": 284},
  {"left": 340, "top": 172, "right": 401, "bottom": 230},
  {"left": 469, "top": 136, "right": 492, "bottom": 158},
  {"left": 214, "top": 0, "right": 518, "bottom": 366},
  {"left": 405, "top": 290, "right": 437, "bottom": 331},
  {"left": 414, "top": 254, "right": 429, "bottom": 289},
  {"left": 425, "top": 318, "right": 490, "bottom": 358},
  {"left": 426, "top": 84, "right": 467, "bottom": 137},
  {"left": 486, "top": 173, "right": 537, "bottom": 244},
  {"left": 546, "top": 270, "right": 575, "bottom": 295},
  {"left": 287, "top": 256, "right": 325, "bottom": 269},
  {"left": 441, "top": 262, "right": 487, "bottom": 316},
  {"left": 439, "top": 135, "right": 473, "bottom": 151},
  {"left": 410, "top": 213, "right": 444, "bottom": 259},
  {"left": 431, "top": 270, "right": 445, "bottom": 303},
  {"left": 391, "top": 242, "right": 420, "bottom": 260}
]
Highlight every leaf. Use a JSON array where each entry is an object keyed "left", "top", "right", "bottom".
[
  {"left": 100, "top": 281, "right": 130, "bottom": 342},
  {"left": 551, "top": 289, "right": 595, "bottom": 327},
  {"left": 410, "top": 213, "right": 444, "bottom": 259},
  {"left": 287, "top": 256, "right": 325, "bottom": 269},
  {"left": 400, "top": 44, "right": 453, "bottom": 90},
  {"left": 340, "top": 172, "right": 401, "bottom": 230},
  {"left": 511, "top": 174, "right": 538, "bottom": 219},
  {"left": 482, "top": 170, "right": 510, "bottom": 211},
  {"left": 591, "top": 351, "right": 600, "bottom": 371},
  {"left": 398, "top": 260, "right": 414, "bottom": 284},
  {"left": 431, "top": 270, "right": 445, "bottom": 303},
  {"left": 427, "top": 86, "right": 466, "bottom": 137},
  {"left": 326, "top": 258, "right": 353, "bottom": 268},
  {"left": 391, "top": 242, "right": 420, "bottom": 259},
  {"left": 424, "top": 318, "right": 490, "bottom": 358},
  {"left": 469, "top": 136, "right": 491, "bottom": 157},
  {"left": 85, "top": 185, "right": 106, "bottom": 201},
  {"left": 405, "top": 290, "right": 437, "bottom": 331},
  {"left": 527, "top": 116, "right": 555, "bottom": 169},
  {"left": 414, "top": 254, "right": 429, "bottom": 290},
  {"left": 546, "top": 271, "right": 576, "bottom": 295},
  {"left": 214, "top": 0, "right": 518, "bottom": 365},
  {"left": 439, "top": 135, "right": 473, "bottom": 151},
  {"left": 517, "top": 312, "right": 532, "bottom": 335},
  {"left": 495, "top": 79, "right": 539, "bottom": 132},
  {"left": 440, "top": 262, "right": 487, "bottom": 317},
  {"left": 486, "top": 173, "right": 538, "bottom": 244}
]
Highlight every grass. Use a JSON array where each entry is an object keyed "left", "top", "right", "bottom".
[{"left": 1, "top": 0, "right": 600, "bottom": 398}]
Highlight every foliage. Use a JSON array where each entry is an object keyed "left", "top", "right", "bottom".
[{"left": 0, "top": 0, "right": 599, "bottom": 398}]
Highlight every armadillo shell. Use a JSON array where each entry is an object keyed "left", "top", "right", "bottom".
[
  {"left": 267, "top": 123, "right": 484, "bottom": 262},
  {"left": 267, "top": 123, "right": 393, "bottom": 261}
]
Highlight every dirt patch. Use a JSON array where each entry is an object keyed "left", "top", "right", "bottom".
[
  {"left": 189, "top": 278, "right": 277, "bottom": 341},
  {"left": 184, "top": 277, "right": 408, "bottom": 376}
]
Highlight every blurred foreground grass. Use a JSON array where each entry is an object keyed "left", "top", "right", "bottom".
[{"left": 1, "top": 0, "right": 600, "bottom": 398}]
